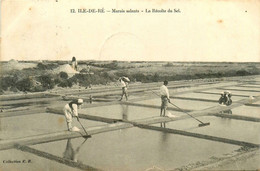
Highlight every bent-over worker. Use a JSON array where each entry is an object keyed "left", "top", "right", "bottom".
[
  {"left": 160, "top": 80, "right": 171, "bottom": 117},
  {"left": 63, "top": 99, "right": 83, "bottom": 131}
]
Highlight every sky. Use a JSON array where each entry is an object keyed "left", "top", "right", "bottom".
[{"left": 1, "top": 0, "right": 260, "bottom": 62}]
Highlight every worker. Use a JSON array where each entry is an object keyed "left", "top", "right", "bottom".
[
  {"left": 218, "top": 92, "right": 225, "bottom": 105},
  {"left": 224, "top": 91, "right": 232, "bottom": 106},
  {"left": 63, "top": 99, "right": 83, "bottom": 131},
  {"left": 219, "top": 91, "right": 232, "bottom": 106},
  {"left": 71, "top": 56, "right": 78, "bottom": 71},
  {"left": 119, "top": 77, "right": 128, "bottom": 101},
  {"left": 160, "top": 80, "right": 171, "bottom": 117}
]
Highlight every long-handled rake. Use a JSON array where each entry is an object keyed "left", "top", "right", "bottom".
[
  {"left": 168, "top": 101, "right": 210, "bottom": 127},
  {"left": 77, "top": 117, "right": 92, "bottom": 138},
  {"left": 151, "top": 90, "right": 210, "bottom": 127}
]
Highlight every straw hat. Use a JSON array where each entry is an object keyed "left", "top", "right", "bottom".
[{"left": 78, "top": 99, "right": 83, "bottom": 104}]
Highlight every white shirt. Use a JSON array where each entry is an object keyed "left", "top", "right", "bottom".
[
  {"left": 160, "top": 85, "right": 170, "bottom": 99},
  {"left": 71, "top": 103, "right": 78, "bottom": 117},
  {"left": 120, "top": 80, "right": 126, "bottom": 88}
]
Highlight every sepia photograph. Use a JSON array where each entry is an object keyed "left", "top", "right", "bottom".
[{"left": 0, "top": 0, "right": 260, "bottom": 170}]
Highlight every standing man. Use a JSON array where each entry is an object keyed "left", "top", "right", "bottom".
[
  {"left": 119, "top": 77, "right": 128, "bottom": 101},
  {"left": 63, "top": 99, "right": 83, "bottom": 131},
  {"left": 71, "top": 56, "right": 78, "bottom": 71},
  {"left": 160, "top": 80, "right": 171, "bottom": 117}
]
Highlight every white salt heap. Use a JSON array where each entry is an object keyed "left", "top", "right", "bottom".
[
  {"left": 52, "top": 64, "right": 79, "bottom": 77},
  {"left": 3, "top": 59, "right": 36, "bottom": 71},
  {"left": 53, "top": 64, "right": 79, "bottom": 74}
]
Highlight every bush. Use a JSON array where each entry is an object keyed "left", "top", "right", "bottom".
[
  {"left": 16, "top": 78, "right": 34, "bottom": 92},
  {"left": 133, "top": 73, "right": 146, "bottom": 82},
  {"left": 152, "top": 73, "right": 160, "bottom": 82},
  {"left": 38, "top": 75, "right": 55, "bottom": 89},
  {"left": 32, "top": 85, "right": 47, "bottom": 92},
  {"left": 164, "top": 62, "right": 174, "bottom": 67},
  {"left": 68, "top": 77, "right": 78, "bottom": 84},
  {"left": 59, "top": 72, "right": 68, "bottom": 79},
  {"left": 36, "top": 63, "right": 47, "bottom": 70},
  {"left": 58, "top": 79, "right": 73, "bottom": 88},
  {"left": 36, "top": 63, "right": 59, "bottom": 70},
  {"left": 0, "top": 76, "right": 17, "bottom": 91},
  {"left": 236, "top": 70, "right": 250, "bottom": 76},
  {"left": 10, "top": 86, "right": 19, "bottom": 92}
]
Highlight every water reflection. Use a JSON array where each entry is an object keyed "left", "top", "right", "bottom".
[
  {"left": 120, "top": 104, "right": 129, "bottom": 120},
  {"left": 221, "top": 109, "right": 232, "bottom": 115},
  {"left": 160, "top": 122, "right": 169, "bottom": 142},
  {"left": 63, "top": 138, "right": 87, "bottom": 162},
  {"left": 220, "top": 109, "right": 233, "bottom": 125},
  {"left": 160, "top": 122, "right": 166, "bottom": 128}
]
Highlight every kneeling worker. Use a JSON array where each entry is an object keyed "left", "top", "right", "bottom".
[
  {"left": 63, "top": 99, "right": 83, "bottom": 131},
  {"left": 160, "top": 80, "right": 171, "bottom": 117}
]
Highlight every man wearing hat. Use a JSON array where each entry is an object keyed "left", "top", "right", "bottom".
[
  {"left": 160, "top": 80, "right": 171, "bottom": 117},
  {"left": 63, "top": 99, "right": 83, "bottom": 131}
]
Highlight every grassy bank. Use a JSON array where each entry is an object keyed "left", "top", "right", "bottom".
[{"left": 0, "top": 61, "right": 259, "bottom": 94}]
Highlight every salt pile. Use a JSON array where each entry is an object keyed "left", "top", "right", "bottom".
[
  {"left": 53, "top": 64, "right": 79, "bottom": 75},
  {"left": 4, "top": 59, "right": 36, "bottom": 71}
]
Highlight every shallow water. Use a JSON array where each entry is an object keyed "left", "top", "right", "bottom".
[
  {"left": 0, "top": 113, "right": 105, "bottom": 139},
  {"left": 231, "top": 106, "right": 260, "bottom": 118},
  {"left": 1, "top": 80, "right": 259, "bottom": 170},
  {"left": 81, "top": 104, "right": 184, "bottom": 121},
  {"left": 31, "top": 127, "right": 239, "bottom": 171},
  {"left": 162, "top": 116, "right": 260, "bottom": 144}
]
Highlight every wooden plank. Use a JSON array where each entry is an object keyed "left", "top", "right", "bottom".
[
  {"left": 135, "top": 124, "right": 260, "bottom": 148},
  {"left": 0, "top": 122, "right": 133, "bottom": 150},
  {"left": 210, "top": 113, "right": 260, "bottom": 122},
  {"left": 15, "top": 144, "right": 101, "bottom": 171}
]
